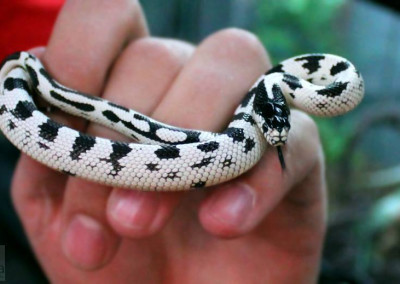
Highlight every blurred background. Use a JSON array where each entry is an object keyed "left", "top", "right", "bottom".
[{"left": 0, "top": 0, "right": 399, "bottom": 283}]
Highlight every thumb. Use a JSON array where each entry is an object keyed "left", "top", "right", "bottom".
[{"left": 11, "top": 47, "right": 67, "bottom": 249}]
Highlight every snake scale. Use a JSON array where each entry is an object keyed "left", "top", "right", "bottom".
[{"left": 0, "top": 52, "right": 364, "bottom": 191}]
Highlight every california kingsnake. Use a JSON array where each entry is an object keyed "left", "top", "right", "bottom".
[{"left": 0, "top": 52, "right": 364, "bottom": 191}]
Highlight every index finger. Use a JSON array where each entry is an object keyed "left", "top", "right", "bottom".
[{"left": 44, "top": 0, "right": 148, "bottom": 96}]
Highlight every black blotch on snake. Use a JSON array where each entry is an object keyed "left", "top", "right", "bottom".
[
  {"left": 317, "top": 82, "right": 349, "bottom": 97},
  {"left": 330, "top": 61, "right": 350, "bottom": 76},
  {"left": 146, "top": 163, "right": 160, "bottom": 172},
  {"left": 197, "top": 141, "right": 219, "bottom": 153},
  {"left": 70, "top": 133, "right": 96, "bottom": 160},
  {"left": 11, "top": 101, "right": 36, "bottom": 120},
  {"left": 295, "top": 55, "right": 325, "bottom": 74},
  {"left": 38, "top": 119, "right": 63, "bottom": 142},
  {"left": 101, "top": 142, "right": 132, "bottom": 175},
  {"left": 4, "top": 77, "right": 30, "bottom": 93},
  {"left": 155, "top": 145, "right": 180, "bottom": 159},
  {"left": 282, "top": 74, "right": 302, "bottom": 91},
  {"left": 244, "top": 137, "right": 255, "bottom": 153},
  {"left": 50, "top": 90, "right": 95, "bottom": 112},
  {"left": 225, "top": 127, "right": 245, "bottom": 143},
  {"left": 191, "top": 157, "right": 215, "bottom": 169}
]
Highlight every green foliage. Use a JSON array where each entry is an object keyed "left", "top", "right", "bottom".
[
  {"left": 255, "top": 0, "right": 346, "bottom": 63},
  {"left": 315, "top": 118, "right": 353, "bottom": 163},
  {"left": 355, "top": 189, "right": 400, "bottom": 277},
  {"left": 254, "top": 0, "right": 353, "bottom": 164}
]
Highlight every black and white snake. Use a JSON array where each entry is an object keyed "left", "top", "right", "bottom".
[{"left": 0, "top": 52, "right": 364, "bottom": 191}]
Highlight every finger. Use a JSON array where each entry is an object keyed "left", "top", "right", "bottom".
[
  {"left": 35, "top": 0, "right": 148, "bottom": 270},
  {"left": 155, "top": 28, "right": 270, "bottom": 130},
  {"left": 199, "top": 110, "right": 325, "bottom": 238},
  {"left": 11, "top": 47, "right": 68, "bottom": 240},
  {"left": 44, "top": 0, "right": 148, "bottom": 94},
  {"left": 44, "top": 0, "right": 148, "bottom": 129},
  {"left": 100, "top": 38, "right": 194, "bottom": 238},
  {"left": 90, "top": 38, "right": 194, "bottom": 139},
  {"left": 105, "top": 28, "right": 269, "bottom": 238},
  {"left": 155, "top": 28, "right": 269, "bottom": 238},
  {"left": 60, "top": 38, "right": 192, "bottom": 241},
  {"left": 106, "top": 28, "right": 270, "bottom": 237},
  {"left": 60, "top": 38, "right": 193, "bottom": 267}
]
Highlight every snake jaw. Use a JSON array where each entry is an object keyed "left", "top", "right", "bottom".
[{"left": 265, "top": 127, "right": 289, "bottom": 147}]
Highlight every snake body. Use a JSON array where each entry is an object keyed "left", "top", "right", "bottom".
[{"left": 0, "top": 52, "right": 364, "bottom": 191}]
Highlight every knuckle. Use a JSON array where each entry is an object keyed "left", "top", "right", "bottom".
[
  {"left": 87, "top": 0, "right": 145, "bottom": 36},
  {"left": 209, "top": 28, "right": 268, "bottom": 60},
  {"left": 126, "top": 38, "right": 190, "bottom": 69},
  {"left": 68, "top": 0, "right": 140, "bottom": 19},
  {"left": 102, "top": 0, "right": 140, "bottom": 14},
  {"left": 286, "top": 110, "right": 324, "bottom": 182},
  {"left": 291, "top": 110, "right": 321, "bottom": 149}
]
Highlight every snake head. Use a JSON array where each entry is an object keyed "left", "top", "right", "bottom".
[
  {"left": 262, "top": 117, "right": 290, "bottom": 146},
  {"left": 252, "top": 80, "right": 291, "bottom": 146}
]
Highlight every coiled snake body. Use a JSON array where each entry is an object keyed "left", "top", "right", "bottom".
[{"left": 0, "top": 52, "right": 364, "bottom": 191}]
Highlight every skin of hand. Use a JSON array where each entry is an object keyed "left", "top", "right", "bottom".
[{"left": 10, "top": 0, "right": 327, "bottom": 283}]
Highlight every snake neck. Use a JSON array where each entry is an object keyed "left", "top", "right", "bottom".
[{"left": 251, "top": 76, "right": 291, "bottom": 146}]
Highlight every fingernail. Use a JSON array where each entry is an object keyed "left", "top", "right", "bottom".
[
  {"left": 63, "top": 214, "right": 108, "bottom": 269},
  {"left": 208, "top": 183, "right": 255, "bottom": 228},
  {"left": 109, "top": 189, "right": 160, "bottom": 230}
]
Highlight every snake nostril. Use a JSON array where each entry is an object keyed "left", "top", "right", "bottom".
[
  {"left": 262, "top": 124, "right": 269, "bottom": 133},
  {"left": 273, "top": 116, "right": 282, "bottom": 124}
]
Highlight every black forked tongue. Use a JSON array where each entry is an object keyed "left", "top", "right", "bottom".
[{"left": 277, "top": 146, "right": 286, "bottom": 170}]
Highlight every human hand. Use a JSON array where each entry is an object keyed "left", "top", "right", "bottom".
[{"left": 11, "top": 1, "right": 326, "bottom": 283}]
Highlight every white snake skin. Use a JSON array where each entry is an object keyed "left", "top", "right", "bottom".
[{"left": 0, "top": 52, "right": 364, "bottom": 191}]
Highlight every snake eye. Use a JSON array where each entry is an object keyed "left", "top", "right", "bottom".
[
  {"left": 263, "top": 102, "right": 275, "bottom": 118},
  {"left": 274, "top": 106, "right": 283, "bottom": 115}
]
